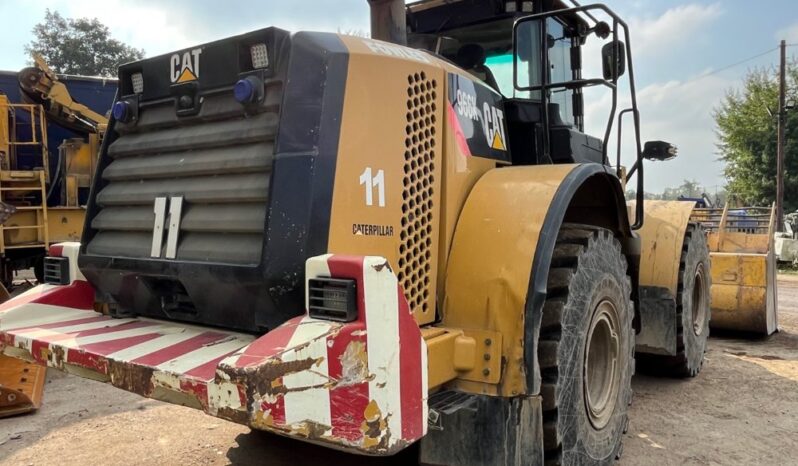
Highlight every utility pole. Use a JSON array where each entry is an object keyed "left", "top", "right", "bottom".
[{"left": 777, "top": 39, "right": 787, "bottom": 231}]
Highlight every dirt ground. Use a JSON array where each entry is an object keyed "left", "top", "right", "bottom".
[{"left": 1, "top": 279, "right": 797, "bottom": 466}]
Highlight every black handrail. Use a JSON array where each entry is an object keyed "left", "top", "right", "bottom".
[{"left": 512, "top": 3, "right": 645, "bottom": 229}]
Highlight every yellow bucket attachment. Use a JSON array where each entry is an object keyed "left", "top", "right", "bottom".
[
  {"left": 0, "top": 353, "right": 46, "bottom": 417},
  {"left": 691, "top": 204, "right": 778, "bottom": 335}
]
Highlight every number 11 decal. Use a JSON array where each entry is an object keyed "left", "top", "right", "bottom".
[{"left": 359, "top": 167, "right": 385, "bottom": 207}]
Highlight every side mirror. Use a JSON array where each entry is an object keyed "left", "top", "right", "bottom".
[
  {"left": 601, "top": 40, "right": 626, "bottom": 80},
  {"left": 643, "top": 141, "right": 678, "bottom": 161}
]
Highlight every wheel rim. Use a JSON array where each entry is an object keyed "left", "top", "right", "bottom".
[
  {"left": 584, "top": 299, "right": 621, "bottom": 430},
  {"left": 692, "top": 263, "right": 707, "bottom": 336}
]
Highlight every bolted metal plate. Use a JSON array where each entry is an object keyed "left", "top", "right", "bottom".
[{"left": 0, "top": 354, "right": 46, "bottom": 418}]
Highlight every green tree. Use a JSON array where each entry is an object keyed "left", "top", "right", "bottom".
[
  {"left": 715, "top": 62, "right": 798, "bottom": 210},
  {"left": 662, "top": 179, "right": 703, "bottom": 200},
  {"left": 25, "top": 10, "right": 144, "bottom": 77}
]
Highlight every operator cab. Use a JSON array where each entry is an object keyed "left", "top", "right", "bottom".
[{"left": 407, "top": 0, "right": 613, "bottom": 166}]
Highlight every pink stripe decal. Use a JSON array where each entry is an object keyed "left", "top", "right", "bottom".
[
  {"left": 81, "top": 332, "right": 163, "bottom": 356},
  {"left": 326, "top": 255, "right": 370, "bottom": 440},
  {"left": 131, "top": 331, "right": 229, "bottom": 366},
  {"left": 234, "top": 316, "right": 303, "bottom": 367},
  {"left": 183, "top": 349, "right": 242, "bottom": 381},
  {"left": 10, "top": 315, "right": 108, "bottom": 333},
  {"left": 49, "top": 244, "right": 64, "bottom": 257},
  {"left": 34, "top": 321, "right": 157, "bottom": 343},
  {"left": 66, "top": 347, "right": 108, "bottom": 373},
  {"left": 447, "top": 100, "right": 472, "bottom": 157},
  {"left": 180, "top": 379, "right": 210, "bottom": 410},
  {"left": 397, "top": 284, "right": 424, "bottom": 439},
  {"left": 326, "top": 324, "right": 369, "bottom": 441}
]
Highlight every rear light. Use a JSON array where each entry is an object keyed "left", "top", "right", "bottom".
[
  {"left": 43, "top": 256, "right": 70, "bottom": 285},
  {"left": 131, "top": 72, "right": 144, "bottom": 94},
  {"left": 250, "top": 43, "right": 269, "bottom": 69},
  {"left": 308, "top": 278, "right": 358, "bottom": 322}
]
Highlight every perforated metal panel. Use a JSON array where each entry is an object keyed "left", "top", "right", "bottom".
[{"left": 397, "top": 72, "right": 438, "bottom": 315}]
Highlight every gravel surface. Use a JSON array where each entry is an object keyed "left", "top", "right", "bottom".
[{"left": 1, "top": 278, "right": 797, "bottom": 465}]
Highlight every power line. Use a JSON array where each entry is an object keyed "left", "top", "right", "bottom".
[{"left": 683, "top": 46, "right": 779, "bottom": 84}]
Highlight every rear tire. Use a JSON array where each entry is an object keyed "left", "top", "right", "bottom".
[
  {"left": 539, "top": 224, "right": 634, "bottom": 465},
  {"left": 660, "top": 224, "right": 711, "bottom": 377}
]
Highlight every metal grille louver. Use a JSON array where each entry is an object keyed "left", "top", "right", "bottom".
[
  {"left": 87, "top": 95, "right": 277, "bottom": 265},
  {"left": 397, "top": 72, "right": 437, "bottom": 315}
]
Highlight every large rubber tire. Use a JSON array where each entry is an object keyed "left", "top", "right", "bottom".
[
  {"left": 539, "top": 224, "right": 634, "bottom": 465},
  {"left": 660, "top": 224, "right": 711, "bottom": 377}
]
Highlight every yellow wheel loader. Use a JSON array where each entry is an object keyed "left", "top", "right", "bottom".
[{"left": 0, "top": 1, "right": 714, "bottom": 464}]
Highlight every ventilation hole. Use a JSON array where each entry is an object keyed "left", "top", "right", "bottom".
[{"left": 400, "top": 73, "right": 438, "bottom": 315}]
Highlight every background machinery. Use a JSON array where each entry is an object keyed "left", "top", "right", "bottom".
[
  {"left": 0, "top": 1, "right": 716, "bottom": 464},
  {"left": 692, "top": 203, "right": 778, "bottom": 335},
  {"left": 0, "top": 56, "right": 114, "bottom": 417},
  {"left": 0, "top": 55, "right": 114, "bottom": 286}
]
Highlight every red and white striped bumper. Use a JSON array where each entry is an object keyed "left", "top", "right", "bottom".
[{"left": 0, "top": 246, "right": 428, "bottom": 455}]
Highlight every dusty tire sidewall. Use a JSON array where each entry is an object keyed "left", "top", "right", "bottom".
[
  {"left": 557, "top": 234, "right": 633, "bottom": 464},
  {"left": 680, "top": 228, "right": 711, "bottom": 372}
]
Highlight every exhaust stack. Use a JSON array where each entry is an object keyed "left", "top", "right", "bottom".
[{"left": 368, "top": 0, "right": 407, "bottom": 45}]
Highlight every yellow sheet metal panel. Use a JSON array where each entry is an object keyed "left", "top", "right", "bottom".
[
  {"left": 709, "top": 251, "right": 778, "bottom": 334},
  {"left": 47, "top": 207, "right": 84, "bottom": 243},
  {"left": 0, "top": 354, "right": 46, "bottom": 418},
  {"left": 633, "top": 200, "right": 696, "bottom": 295},
  {"left": 0, "top": 96, "right": 9, "bottom": 170},
  {"left": 710, "top": 252, "right": 767, "bottom": 287},
  {"left": 330, "top": 36, "right": 447, "bottom": 325},
  {"left": 443, "top": 164, "right": 578, "bottom": 396},
  {"left": 712, "top": 231, "right": 770, "bottom": 254},
  {"left": 331, "top": 36, "right": 498, "bottom": 325}
]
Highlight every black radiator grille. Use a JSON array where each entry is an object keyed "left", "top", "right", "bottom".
[{"left": 86, "top": 95, "right": 277, "bottom": 265}]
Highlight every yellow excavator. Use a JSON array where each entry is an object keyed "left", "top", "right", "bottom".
[{"left": 0, "top": 54, "right": 110, "bottom": 418}]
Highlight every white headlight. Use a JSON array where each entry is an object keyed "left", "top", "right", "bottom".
[
  {"left": 131, "top": 72, "right": 144, "bottom": 94},
  {"left": 250, "top": 43, "right": 269, "bottom": 69}
]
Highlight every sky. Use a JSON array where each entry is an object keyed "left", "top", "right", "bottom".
[{"left": 0, "top": 0, "right": 797, "bottom": 192}]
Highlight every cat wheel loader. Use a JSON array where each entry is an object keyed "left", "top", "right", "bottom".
[{"left": 0, "top": 1, "right": 716, "bottom": 464}]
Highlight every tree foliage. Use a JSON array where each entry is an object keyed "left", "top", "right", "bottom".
[
  {"left": 715, "top": 62, "right": 798, "bottom": 210},
  {"left": 25, "top": 10, "right": 144, "bottom": 77}
]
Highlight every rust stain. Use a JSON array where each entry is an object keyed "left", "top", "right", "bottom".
[
  {"left": 50, "top": 345, "right": 65, "bottom": 368},
  {"left": 360, "top": 400, "right": 390, "bottom": 450},
  {"left": 216, "top": 406, "right": 249, "bottom": 425},
  {"left": 108, "top": 360, "right": 155, "bottom": 396},
  {"left": 228, "top": 357, "right": 323, "bottom": 396},
  {"left": 372, "top": 261, "right": 392, "bottom": 273},
  {"left": 336, "top": 340, "right": 371, "bottom": 387}
]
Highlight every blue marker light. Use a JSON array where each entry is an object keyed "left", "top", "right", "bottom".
[
  {"left": 234, "top": 78, "right": 256, "bottom": 104},
  {"left": 113, "top": 101, "right": 130, "bottom": 122}
]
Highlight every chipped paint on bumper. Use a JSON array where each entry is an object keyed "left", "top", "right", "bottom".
[{"left": 0, "top": 253, "right": 427, "bottom": 456}]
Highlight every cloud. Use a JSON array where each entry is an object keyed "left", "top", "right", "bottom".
[
  {"left": 629, "top": 3, "right": 723, "bottom": 57},
  {"left": 7, "top": 0, "right": 369, "bottom": 61},
  {"left": 583, "top": 71, "right": 733, "bottom": 193},
  {"left": 776, "top": 22, "right": 798, "bottom": 43}
]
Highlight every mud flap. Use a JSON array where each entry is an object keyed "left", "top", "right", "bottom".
[
  {"left": 0, "top": 251, "right": 427, "bottom": 456},
  {"left": 635, "top": 286, "right": 677, "bottom": 356},
  {"left": 0, "top": 354, "right": 46, "bottom": 417},
  {"left": 420, "top": 392, "right": 544, "bottom": 466}
]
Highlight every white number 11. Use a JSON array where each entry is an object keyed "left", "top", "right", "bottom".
[{"left": 359, "top": 167, "right": 385, "bottom": 207}]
